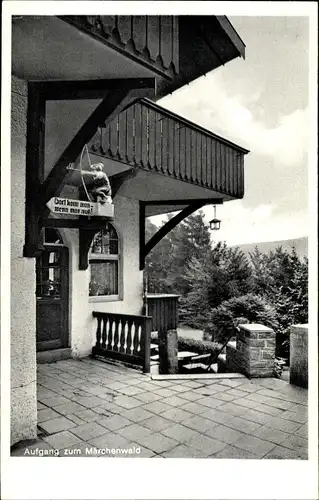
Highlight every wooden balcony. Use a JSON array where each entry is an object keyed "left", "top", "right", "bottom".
[
  {"left": 59, "top": 15, "right": 245, "bottom": 98},
  {"left": 90, "top": 99, "right": 249, "bottom": 200}
]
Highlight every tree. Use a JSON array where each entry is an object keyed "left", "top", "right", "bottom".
[
  {"left": 179, "top": 242, "right": 254, "bottom": 327},
  {"left": 250, "top": 244, "right": 308, "bottom": 334},
  {"left": 144, "top": 219, "right": 173, "bottom": 293},
  {"left": 144, "top": 210, "right": 212, "bottom": 294}
]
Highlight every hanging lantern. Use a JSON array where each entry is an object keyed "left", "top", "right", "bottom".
[{"left": 209, "top": 205, "right": 221, "bottom": 231}]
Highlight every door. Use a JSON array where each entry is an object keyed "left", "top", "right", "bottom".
[{"left": 36, "top": 245, "right": 69, "bottom": 351}]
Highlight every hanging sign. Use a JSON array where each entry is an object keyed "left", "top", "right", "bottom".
[{"left": 46, "top": 197, "right": 114, "bottom": 218}]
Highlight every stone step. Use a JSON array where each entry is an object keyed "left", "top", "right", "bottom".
[
  {"left": 183, "top": 363, "right": 209, "bottom": 371},
  {"left": 190, "top": 353, "right": 211, "bottom": 362},
  {"left": 37, "top": 348, "right": 72, "bottom": 364}
]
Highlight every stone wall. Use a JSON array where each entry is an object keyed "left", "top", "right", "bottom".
[
  {"left": 11, "top": 76, "right": 37, "bottom": 445},
  {"left": 290, "top": 324, "right": 308, "bottom": 388},
  {"left": 226, "top": 324, "right": 276, "bottom": 378}
]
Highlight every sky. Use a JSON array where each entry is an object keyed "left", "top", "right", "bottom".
[{"left": 153, "top": 16, "right": 311, "bottom": 246}]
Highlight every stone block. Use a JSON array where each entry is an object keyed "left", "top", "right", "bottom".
[
  {"left": 159, "top": 329, "right": 178, "bottom": 374},
  {"left": 257, "top": 332, "right": 275, "bottom": 339},
  {"left": 232, "top": 324, "right": 276, "bottom": 378},
  {"left": 290, "top": 324, "right": 308, "bottom": 388},
  {"left": 261, "top": 350, "right": 276, "bottom": 360}
]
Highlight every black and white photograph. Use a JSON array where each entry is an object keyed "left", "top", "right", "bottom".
[{"left": 1, "top": 2, "right": 318, "bottom": 500}]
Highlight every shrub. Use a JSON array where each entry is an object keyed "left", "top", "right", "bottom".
[
  {"left": 206, "top": 293, "right": 280, "bottom": 342},
  {"left": 151, "top": 332, "right": 222, "bottom": 356},
  {"left": 177, "top": 336, "right": 222, "bottom": 356}
]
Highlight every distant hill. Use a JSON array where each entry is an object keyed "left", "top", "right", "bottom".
[{"left": 231, "top": 237, "right": 308, "bottom": 260}]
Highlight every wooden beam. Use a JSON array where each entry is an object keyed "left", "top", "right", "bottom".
[
  {"left": 37, "top": 89, "right": 130, "bottom": 214},
  {"left": 40, "top": 217, "right": 111, "bottom": 230},
  {"left": 35, "top": 78, "right": 155, "bottom": 101},
  {"left": 140, "top": 201, "right": 206, "bottom": 270},
  {"left": 109, "top": 168, "right": 138, "bottom": 197},
  {"left": 37, "top": 80, "right": 155, "bottom": 219},
  {"left": 23, "top": 83, "right": 46, "bottom": 257},
  {"left": 143, "top": 198, "right": 224, "bottom": 206},
  {"left": 139, "top": 202, "right": 146, "bottom": 270}
]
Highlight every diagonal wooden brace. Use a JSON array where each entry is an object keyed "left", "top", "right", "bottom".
[
  {"left": 37, "top": 89, "right": 137, "bottom": 217},
  {"left": 139, "top": 201, "right": 207, "bottom": 270}
]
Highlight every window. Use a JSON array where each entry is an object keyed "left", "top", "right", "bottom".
[{"left": 89, "top": 224, "right": 120, "bottom": 298}]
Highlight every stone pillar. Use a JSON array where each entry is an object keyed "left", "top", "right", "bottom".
[
  {"left": 290, "top": 324, "right": 308, "bottom": 388},
  {"left": 11, "top": 76, "right": 37, "bottom": 445},
  {"left": 227, "top": 324, "right": 276, "bottom": 378},
  {"left": 158, "top": 329, "right": 178, "bottom": 374}
]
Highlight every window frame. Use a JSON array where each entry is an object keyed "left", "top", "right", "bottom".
[{"left": 88, "top": 224, "right": 122, "bottom": 303}]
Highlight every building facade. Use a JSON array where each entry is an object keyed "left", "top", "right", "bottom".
[{"left": 11, "top": 15, "right": 248, "bottom": 446}]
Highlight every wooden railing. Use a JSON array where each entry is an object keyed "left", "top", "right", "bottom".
[
  {"left": 90, "top": 99, "right": 248, "bottom": 199},
  {"left": 145, "top": 294, "right": 179, "bottom": 334},
  {"left": 60, "top": 16, "right": 179, "bottom": 79},
  {"left": 92, "top": 311, "right": 152, "bottom": 373}
]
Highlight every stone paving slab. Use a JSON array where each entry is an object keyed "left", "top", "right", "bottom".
[{"left": 11, "top": 358, "right": 308, "bottom": 460}]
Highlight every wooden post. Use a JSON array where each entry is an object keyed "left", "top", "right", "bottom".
[
  {"left": 159, "top": 328, "right": 178, "bottom": 374},
  {"left": 139, "top": 201, "right": 146, "bottom": 270},
  {"left": 143, "top": 317, "right": 152, "bottom": 374},
  {"left": 23, "top": 83, "right": 45, "bottom": 257}
]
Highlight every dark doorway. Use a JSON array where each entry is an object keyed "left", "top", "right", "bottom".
[{"left": 36, "top": 229, "right": 69, "bottom": 351}]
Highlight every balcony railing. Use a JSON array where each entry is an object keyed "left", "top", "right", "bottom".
[
  {"left": 90, "top": 99, "right": 248, "bottom": 199},
  {"left": 60, "top": 16, "right": 179, "bottom": 80},
  {"left": 92, "top": 311, "right": 152, "bottom": 373}
]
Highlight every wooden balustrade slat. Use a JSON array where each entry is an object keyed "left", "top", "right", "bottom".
[
  {"left": 126, "top": 106, "right": 134, "bottom": 164},
  {"left": 155, "top": 112, "right": 162, "bottom": 171},
  {"left": 161, "top": 117, "right": 169, "bottom": 174},
  {"left": 160, "top": 17, "right": 173, "bottom": 68},
  {"left": 185, "top": 127, "right": 191, "bottom": 180},
  {"left": 215, "top": 140, "right": 221, "bottom": 191},
  {"left": 113, "top": 319, "right": 119, "bottom": 352},
  {"left": 202, "top": 134, "right": 207, "bottom": 187},
  {"left": 196, "top": 131, "right": 201, "bottom": 184},
  {"left": 118, "top": 112, "right": 127, "bottom": 163},
  {"left": 167, "top": 118, "right": 174, "bottom": 176},
  {"left": 133, "top": 16, "right": 147, "bottom": 53},
  {"left": 107, "top": 318, "right": 113, "bottom": 350},
  {"left": 133, "top": 323, "right": 140, "bottom": 355},
  {"left": 191, "top": 130, "right": 197, "bottom": 182},
  {"left": 96, "top": 317, "right": 102, "bottom": 347},
  {"left": 147, "top": 107, "right": 156, "bottom": 169},
  {"left": 134, "top": 104, "right": 142, "bottom": 165},
  {"left": 119, "top": 320, "right": 126, "bottom": 353},
  {"left": 141, "top": 105, "right": 148, "bottom": 168},
  {"left": 174, "top": 122, "right": 180, "bottom": 178},
  {"left": 207, "top": 137, "right": 212, "bottom": 188},
  {"left": 110, "top": 117, "right": 119, "bottom": 158},
  {"left": 147, "top": 16, "right": 160, "bottom": 61},
  {"left": 102, "top": 318, "right": 107, "bottom": 349},
  {"left": 126, "top": 319, "right": 133, "bottom": 354},
  {"left": 225, "top": 146, "right": 229, "bottom": 194},
  {"left": 117, "top": 16, "right": 132, "bottom": 45}
]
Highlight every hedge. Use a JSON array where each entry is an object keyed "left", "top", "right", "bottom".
[{"left": 151, "top": 332, "right": 222, "bottom": 356}]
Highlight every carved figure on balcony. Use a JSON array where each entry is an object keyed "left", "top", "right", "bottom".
[{"left": 84, "top": 163, "right": 112, "bottom": 204}]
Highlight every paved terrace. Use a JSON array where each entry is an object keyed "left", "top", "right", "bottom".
[{"left": 12, "top": 358, "right": 308, "bottom": 459}]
